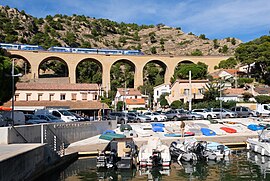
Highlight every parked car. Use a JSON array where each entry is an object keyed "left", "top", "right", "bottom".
[
  {"left": 36, "top": 109, "right": 77, "bottom": 122},
  {"left": 231, "top": 106, "right": 258, "bottom": 117},
  {"left": 70, "top": 112, "right": 90, "bottom": 121},
  {"left": 25, "top": 114, "right": 48, "bottom": 124},
  {"left": 210, "top": 108, "right": 237, "bottom": 118},
  {"left": 0, "top": 114, "right": 7, "bottom": 127},
  {"left": 36, "top": 114, "right": 64, "bottom": 123},
  {"left": 164, "top": 109, "right": 187, "bottom": 121},
  {"left": 108, "top": 112, "right": 136, "bottom": 123},
  {"left": 48, "top": 109, "right": 78, "bottom": 122},
  {"left": 127, "top": 112, "right": 151, "bottom": 122},
  {"left": 185, "top": 111, "right": 204, "bottom": 120},
  {"left": 1, "top": 111, "right": 25, "bottom": 125},
  {"left": 143, "top": 112, "right": 167, "bottom": 122},
  {"left": 192, "top": 109, "right": 217, "bottom": 119}
]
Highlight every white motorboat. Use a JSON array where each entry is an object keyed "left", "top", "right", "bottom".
[
  {"left": 205, "top": 142, "right": 231, "bottom": 161},
  {"left": 169, "top": 138, "right": 198, "bottom": 162},
  {"left": 247, "top": 127, "right": 270, "bottom": 156},
  {"left": 170, "top": 138, "right": 231, "bottom": 162},
  {"left": 138, "top": 137, "right": 171, "bottom": 167}
]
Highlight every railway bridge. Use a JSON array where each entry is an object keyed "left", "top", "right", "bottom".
[{"left": 7, "top": 50, "right": 230, "bottom": 89}]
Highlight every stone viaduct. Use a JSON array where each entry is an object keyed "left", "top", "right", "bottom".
[{"left": 7, "top": 50, "right": 231, "bottom": 89}]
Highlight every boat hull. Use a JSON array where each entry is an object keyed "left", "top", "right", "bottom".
[{"left": 247, "top": 138, "right": 270, "bottom": 156}]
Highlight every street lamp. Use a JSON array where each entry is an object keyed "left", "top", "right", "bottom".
[{"left": 11, "top": 59, "right": 22, "bottom": 126}]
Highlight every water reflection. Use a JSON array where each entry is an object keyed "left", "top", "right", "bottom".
[
  {"left": 247, "top": 151, "right": 270, "bottom": 180},
  {"left": 96, "top": 168, "right": 137, "bottom": 181},
  {"left": 43, "top": 151, "right": 270, "bottom": 181},
  {"left": 139, "top": 167, "right": 170, "bottom": 181}
]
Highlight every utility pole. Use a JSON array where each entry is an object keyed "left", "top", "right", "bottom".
[
  {"left": 189, "top": 71, "right": 192, "bottom": 111},
  {"left": 11, "top": 59, "right": 15, "bottom": 126},
  {"left": 11, "top": 59, "right": 22, "bottom": 126},
  {"left": 220, "top": 79, "right": 223, "bottom": 121},
  {"left": 124, "top": 81, "right": 127, "bottom": 124}
]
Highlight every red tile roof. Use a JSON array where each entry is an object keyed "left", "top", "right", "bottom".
[
  {"left": 126, "top": 98, "right": 145, "bottom": 105},
  {"left": 3, "top": 100, "right": 109, "bottom": 110},
  {"left": 223, "top": 69, "right": 238, "bottom": 75},
  {"left": 177, "top": 79, "right": 209, "bottom": 83},
  {"left": 210, "top": 69, "right": 246, "bottom": 79},
  {"left": 223, "top": 88, "right": 250, "bottom": 96},
  {"left": 117, "top": 88, "right": 141, "bottom": 96},
  {"left": 16, "top": 83, "right": 99, "bottom": 91}
]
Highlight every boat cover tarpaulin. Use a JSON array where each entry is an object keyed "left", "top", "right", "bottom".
[
  {"left": 201, "top": 128, "right": 216, "bottom": 136},
  {"left": 247, "top": 124, "right": 264, "bottom": 131},
  {"left": 152, "top": 126, "right": 164, "bottom": 132},
  {"left": 99, "top": 132, "right": 126, "bottom": 141},
  {"left": 220, "top": 127, "right": 237, "bottom": 133},
  {"left": 151, "top": 123, "right": 165, "bottom": 127}
]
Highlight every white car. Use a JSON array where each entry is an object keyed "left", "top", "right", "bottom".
[
  {"left": 143, "top": 112, "right": 167, "bottom": 122},
  {"left": 192, "top": 109, "right": 217, "bottom": 119}
]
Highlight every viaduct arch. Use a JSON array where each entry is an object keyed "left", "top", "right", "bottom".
[{"left": 8, "top": 50, "right": 231, "bottom": 89}]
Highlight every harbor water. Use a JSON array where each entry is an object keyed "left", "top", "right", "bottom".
[{"left": 37, "top": 149, "right": 270, "bottom": 181}]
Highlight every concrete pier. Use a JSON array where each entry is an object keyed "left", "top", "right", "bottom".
[
  {"left": 66, "top": 118, "right": 262, "bottom": 154},
  {"left": 0, "top": 120, "right": 116, "bottom": 180}
]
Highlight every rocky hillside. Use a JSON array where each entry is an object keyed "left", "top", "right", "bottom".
[{"left": 0, "top": 5, "right": 241, "bottom": 56}]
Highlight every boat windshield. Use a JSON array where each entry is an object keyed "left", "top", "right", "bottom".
[{"left": 264, "top": 105, "right": 270, "bottom": 110}]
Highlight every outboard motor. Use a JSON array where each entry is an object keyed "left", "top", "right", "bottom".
[
  {"left": 193, "top": 142, "right": 206, "bottom": 161},
  {"left": 217, "top": 145, "right": 225, "bottom": 154},
  {"left": 151, "top": 151, "right": 161, "bottom": 167},
  {"left": 107, "top": 149, "right": 117, "bottom": 168}
]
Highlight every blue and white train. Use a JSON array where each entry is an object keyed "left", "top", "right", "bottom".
[
  {"left": 48, "top": 46, "right": 143, "bottom": 55},
  {"left": 0, "top": 43, "right": 44, "bottom": 51},
  {"left": 0, "top": 43, "right": 143, "bottom": 55}
]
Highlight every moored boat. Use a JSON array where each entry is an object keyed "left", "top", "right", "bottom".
[
  {"left": 164, "top": 131, "right": 195, "bottom": 137},
  {"left": 138, "top": 137, "right": 171, "bottom": 167},
  {"left": 169, "top": 138, "right": 231, "bottom": 162},
  {"left": 96, "top": 138, "right": 138, "bottom": 169},
  {"left": 247, "top": 127, "right": 270, "bottom": 156}
]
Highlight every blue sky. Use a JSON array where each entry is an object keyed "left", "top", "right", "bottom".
[{"left": 1, "top": 0, "right": 270, "bottom": 42}]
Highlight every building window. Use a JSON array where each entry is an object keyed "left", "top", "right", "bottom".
[
  {"left": 94, "top": 95, "right": 98, "bottom": 100},
  {"left": 15, "top": 94, "right": 19, "bottom": 101},
  {"left": 72, "top": 93, "right": 77, "bottom": 101},
  {"left": 184, "top": 89, "right": 189, "bottom": 96},
  {"left": 60, "top": 94, "right": 66, "bottom": 100},
  {"left": 49, "top": 94, "right": 54, "bottom": 101},
  {"left": 38, "top": 94, "right": 43, "bottom": 101},
  {"left": 81, "top": 93, "right": 87, "bottom": 100},
  {"left": 26, "top": 93, "right": 31, "bottom": 101},
  {"left": 198, "top": 88, "right": 204, "bottom": 95}
]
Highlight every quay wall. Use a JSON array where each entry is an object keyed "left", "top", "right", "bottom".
[
  {"left": 0, "top": 120, "right": 117, "bottom": 145},
  {"left": 0, "top": 144, "right": 60, "bottom": 181}
]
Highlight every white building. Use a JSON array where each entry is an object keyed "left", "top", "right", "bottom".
[
  {"left": 153, "top": 84, "right": 171, "bottom": 103},
  {"left": 114, "top": 88, "right": 147, "bottom": 110}
]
